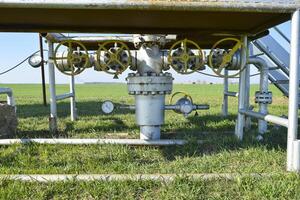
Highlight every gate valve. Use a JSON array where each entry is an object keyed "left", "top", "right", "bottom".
[{"left": 167, "top": 91, "right": 209, "bottom": 117}]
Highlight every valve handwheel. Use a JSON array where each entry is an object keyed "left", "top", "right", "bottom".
[
  {"left": 168, "top": 39, "right": 204, "bottom": 74},
  {"left": 53, "top": 40, "right": 89, "bottom": 76},
  {"left": 208, "top": 38, "right": 242, "bottom": 78},
  {"left": 96, "top": 41, "right": 131, "bottom": 76},
  {"left": 169, "top": 91, "right": 193, "bottom": 105}
]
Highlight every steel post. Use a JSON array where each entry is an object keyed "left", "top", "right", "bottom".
[
  {"left": 70, "top": 75, "right": 77, "bottom": 121},
  {"left": 287, "top": 9, "right": 300, "bottom": 172},
  {"left": 48, "top": 41, "right": 58, "bottom": 133},
  {"left": 235, "top": 35, "right": 248, "bottom": 140},
  {"left": 39, "top": 34, "right": 47, "bottom": 106},
  {"left": 244, "top": 62, "right": 251, "bottom": 130},
  {"left": 222, "top": 70, "right": 229, "bottom": 116},
  {"left": 258, "top": 61, "right": 269, "bottom": 133}
]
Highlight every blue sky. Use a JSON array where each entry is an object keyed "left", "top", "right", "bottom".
[{"left": 0, "top": 21, "right": 290, "bottom": 84}]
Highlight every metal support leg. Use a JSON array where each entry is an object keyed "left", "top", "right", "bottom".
[
  {"left": 222, "top": 70, "right": 229, "bottom": 116},
  {"left": 235, "top": 35, "right": 248, "bottom": 140},
  {"left": 245, "top": 63, "right": 251, "bottom": 130},
  {"left": 287, "top": 9, "right": 300, "bottom": 172},
  {"left": 48, "top": 41, "right": 58, "bottom": 133},
  {"left": 70, "top": 75, "right": 77, "bottom": 121}
]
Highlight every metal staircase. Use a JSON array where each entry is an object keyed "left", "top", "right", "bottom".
[{"left": 252, "top": 26, "right": 292, "bottom": 97}]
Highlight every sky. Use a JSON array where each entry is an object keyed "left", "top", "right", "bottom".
[{"left": 0, "top": 21, "right": 291, "bottom": 84}]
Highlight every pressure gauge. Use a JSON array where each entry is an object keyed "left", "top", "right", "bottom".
[
  {"left": 101, "top": 100, "right": 114, "bottom": 114},
  {"left": 28, "top": 53, "right": 43, "bottom": 68}
]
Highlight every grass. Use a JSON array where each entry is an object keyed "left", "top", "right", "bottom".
[{"left": 0, "top": 83, "right": 298, "bottom": 199}]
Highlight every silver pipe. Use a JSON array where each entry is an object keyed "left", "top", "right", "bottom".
[
  {"left": 0, "top": 173, "right": 273, "bottom": 183},
  {"left": 70, "top": 75, "right": 77, "bottom": 121},
  {"left": 239, "top": 110, "right": 288, "bottom": 128},
  {"left": 42, "top": 33, "right": 67, "bottom": 43},
  {"left": 248, "top": 57, "right": 269, "bottom": 134},
  {"left": 165, "top": 105, "right": 180, "bottom": 110},
  {"left": 48, "top": 41, "right": 57, "bottom": 133},
  {"left": 195, "top": 105, "right": 210, "bottom": 110},
  {"left": 119, "top": 105, "right": 135, "bottom": 110},
  {"left": 235, "top": 35, "right": 248, "bottom": 140},
  {"left": 224, "top": 91, "right": 238, "bottom": 97},
  {"left": 293, "top": 140, "right": 300, "bottom": 171},
  {"left": 244, "top": 59, "right": 251, "bottom": 131},
  {"left": 165, "top": 104, "right": 209, "bottom": 111},
  {"left": 43, "top": 33, "right": 134, "bottom": 43},
  {"left": 0, "top": 139, "right": 203, "bottom": 146},
  {"left": 222, "top": 70, "right": 229, "bottom": 116},
  {"left": 0, "top": 87, "right": 12, "bottom": 96},
  {"left": 55, "top": 93, "right": 74, "bottom": 101},
  {"left": 287, "top": 9, "right": 300, "bottom": 172},
  {"left": 0, "top": 87, "right": 15, "bottom": 107}
]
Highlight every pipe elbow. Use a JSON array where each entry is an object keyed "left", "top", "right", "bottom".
[{"left": 248, "top": 57, "right": 268, "bottom": 71}]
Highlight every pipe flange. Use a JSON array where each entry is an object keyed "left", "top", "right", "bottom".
[
  {"left": 255, "top": 91, "right": 272, "bottom": 104},
  {"left": 127, "top": 72, "right": 173, "bottom": 95}
]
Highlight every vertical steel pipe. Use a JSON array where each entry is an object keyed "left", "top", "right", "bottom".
[
  {"left": 48, "top": 41, "right": 58, "bottom": 133},
  {"left": 39, "top": 34, "right": 47, "bottom": 107},
  {"left": 287, "top": 9, "right": 300, "bottom": 172},
  {"left": 244, "top": 62, "right": 251, "bottom": 131},
  {"left": 235, "top": 35, "right": 248, "bottom": 140},
  {"left": 70, "top": 75, "right": 77, "bottom": 121},
  {"left": 6, "top": 90, "right": 15, "bottom": 107},
  {"left": 293, "top": 140, "right": 300, "bottom": 171},
  {"left": 248, "top": 57, "right": 269, "bottom": 134},
  {"left": 222, "top": 69, "right": 229, "bottom": 116},
  {"left": 258, "top": 61, "right": 269, "bottom": 133},
  {"left": 135, "top": 95, "right": 165, "bottom": 140}
]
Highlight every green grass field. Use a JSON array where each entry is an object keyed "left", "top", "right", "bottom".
[{"left": 0, "top": 83, "right": 299, "bottom": 199}]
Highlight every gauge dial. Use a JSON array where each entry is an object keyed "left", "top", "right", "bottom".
[{"left": 101, "top": 100, "right": 114, "bottom": 114}]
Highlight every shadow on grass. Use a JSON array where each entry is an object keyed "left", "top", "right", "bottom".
[
  {"left": 160, "top": 125, "right": 288, "bottom": 161},
  {"left": 17, "top": 101, "right": 134, "bottom": 118},
  {"left": 15, "top": 116, "right": 134, "bottom": 138},
  {"left": 13, "top": 101, "right": 289, "bottom": 161}
]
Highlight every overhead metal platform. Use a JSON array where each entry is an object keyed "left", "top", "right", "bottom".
[{"left": 0, "top": 0, "right": 298, "bottom": 47}]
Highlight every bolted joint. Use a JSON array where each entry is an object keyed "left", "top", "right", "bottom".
[
  {"left": 255, "top": 91, "right": 272, "bottom": 104},
  {"left": 127, "top": 73, "right": 173, "bottom": 95}
]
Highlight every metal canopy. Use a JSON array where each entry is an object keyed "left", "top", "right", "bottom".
[{"left": 0, "top": 0, "right": 297, "bottom": 47}]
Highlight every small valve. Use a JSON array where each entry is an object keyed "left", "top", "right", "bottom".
[
  {"left": 96, "top": 41, "right": 131, "bottom": 76},
  {"left": 168, "top": 39, "right": 205, "bottom": 74},
  {"left": 208, "top": 38, "right": 242, "bottom": 78},
  {"left": 53, "top": 40, "right": 90, "bottom": 76},
  {"left": 168, "top": 91, "right": 209, "bottom": 117}
]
